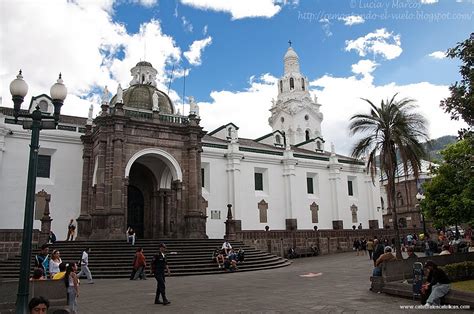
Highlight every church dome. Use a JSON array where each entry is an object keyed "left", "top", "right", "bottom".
[
  {"left": 284, "top": 47, "right": 298, "bottom": 59},
  {"left": 110, "top": 84, "right": 174, "bottom": 114},
  {"left": 135, "top": 61, "right": 153, "bottom": 67}
]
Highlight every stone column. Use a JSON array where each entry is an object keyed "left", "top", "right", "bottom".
[
  {"left": 224, "top": 204, "right": 236, "bottom": 241},
  {"left": 77, "top": 126, "right": 93, "bottom": 239},
  {"left": 328, "top": 149, "right": 343, "bottom": 230},
  {"left": 111, "top": 128, "right": 124, "bottom": 212},
  {"left": 158, "top": 190, "right": 165, "bottom": 237},
  {"left": 226, "top": 140, "right": 243, "bottom": 227}
]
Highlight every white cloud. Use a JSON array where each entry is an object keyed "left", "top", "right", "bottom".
[
  {"left": 0, "top": 1, "right": 185, "bottom": 118},
  {"left": 181, "top": 16, "right": 194, "bottom": 32},
  {"left": 351, "top": 59, "right": 379, "bottom": 81},
  {"left": 345, "top": 28, "right": 402, "bottom": 60},
  {"left": 421, "top": 0, "right": 438, "bottom": 4},
  {"left": 203, "top": 25, "right": 208, "bottom": 35},
  {"left": 179, "top": 0, "right": 282, "bottom": 19},
  {"left": 198, "top": 72, "right": 466, "bottom": 157},
  {"left": 428, "top": 51, "right": 446, "bottom": 59},
  {"left": 199, "top": 74, "right": 277, "bottom": 137},
  {"left": 183, "top": 36, "right": 213, "bottom": 66},
  {"left": 319, "top": 18, "right": 333, "bottom": 37},
  {"left": 133, "top": 0, "right": 158, "bottom": 7},
  {"left": 339, "top": 15, "right": 365, "bottom": 26},
  {"left": 309, "top": 76, "right": 466, "bottom": 155}
]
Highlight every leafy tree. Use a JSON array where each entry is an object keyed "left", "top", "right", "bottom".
[
  {"left": 349, "top": 94, "right": 428, "bottom": 259},
  {"left": 440, "top": 33, "right": 474, "bottom": 136},
  {"left": 421, "top": 137, "right": 474, "bottom": 228}
]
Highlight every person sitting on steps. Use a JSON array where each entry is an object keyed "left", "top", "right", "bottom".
[{"left": 127, "top": 227, "right": 136, "bottom": 245}]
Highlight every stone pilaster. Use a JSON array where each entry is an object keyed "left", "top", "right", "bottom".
[{"left": 282, "top": 146, "right": 298, "bottom": 229}]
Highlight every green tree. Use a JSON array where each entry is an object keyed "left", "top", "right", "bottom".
[
  {"left": 421, "top": 137, "right": 474, "bottom": 228},
  {"left": 349, "top": 94, "right": 428, "bottom": 259},
  {"left": 440, "top": 33, "right": 474, "bottom": 136}
]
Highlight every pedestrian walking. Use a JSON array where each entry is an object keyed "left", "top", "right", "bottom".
[
  {"left": 132, "top": 247, "right": 147, "bottom": 280},
  {"left": 66, "top": 219, "right": 76, "bottom": 241},
  {"left": 77, "top": 247, "right": 94, "bottom": 284},
  {"left": 152, "top": 243, "right": 170, "bottom": 305}
]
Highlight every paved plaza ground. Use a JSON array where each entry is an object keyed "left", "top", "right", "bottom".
[{"left": 77, "top": 251, "right": 448, "bottom": 314}]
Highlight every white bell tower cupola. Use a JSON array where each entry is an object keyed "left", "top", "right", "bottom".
[
  {"left": 268, "top": 44, "right": 324, "bottom": 148},
  {"left": 129, "top": 61, "right": 158, "bottom": 87}
]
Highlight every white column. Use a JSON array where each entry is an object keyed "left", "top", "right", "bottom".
[
  {"left": 365, "top": 177, "right": 376, "bottom": 220},
  {"left": 0, "top": 114, "right": 7, "bottom": 167},
  {"left": 282, "top": 148, "right": 298, "bottom": 219},
  {"left": 226, "top": 141, "right": 243, "bottom": 219}
]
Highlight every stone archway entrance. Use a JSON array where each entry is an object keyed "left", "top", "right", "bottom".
[{"left": 125, "top": 149, "right": 183, "bottom": 239}]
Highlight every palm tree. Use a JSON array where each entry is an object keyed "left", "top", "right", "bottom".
[{"left": 349, "top": 94, "right": 428, "bottom": 259}]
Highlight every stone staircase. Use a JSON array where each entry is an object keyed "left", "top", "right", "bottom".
[{"left": 0, "top": 239, "right": 290, "bottom": 279}]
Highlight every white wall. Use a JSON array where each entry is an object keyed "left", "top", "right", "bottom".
[
  {"left": 0, "top": 123, "right": 83, "bottom": 240},
  {"left": 203, "top": 144, "right": 383, "bottom": 238}
]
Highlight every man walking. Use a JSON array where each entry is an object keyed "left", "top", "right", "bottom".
[
  {"left": 77, "top": 247, "right": 94, "bottom": 284},
  {"left": 152, "top": 243, "right": 170, "bottom": 305}
]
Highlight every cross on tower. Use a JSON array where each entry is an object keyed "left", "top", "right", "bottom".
[{"left": 288, "top": 40, "right": 292, "bottom": 47}]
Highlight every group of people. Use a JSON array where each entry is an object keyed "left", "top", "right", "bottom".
[
  {"left": 212, "top": 240, "right": 245, "bottom": 272},
  {"left": 33, "top": 244, "right": 94, "bottom": 313},
  {"left": 368, "top": 233, "right": 455, "bottom": 307}
]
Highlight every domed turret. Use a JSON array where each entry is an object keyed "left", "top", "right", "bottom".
[
  {"left": 109, "top": 61, "right": 175, "bottom": 114},
  {"left": 284, "top": 47, "right": 300, "bottom": 74}
]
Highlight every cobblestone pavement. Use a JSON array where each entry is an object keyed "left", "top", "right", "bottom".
[{"left": 78, "top": 252, "right": 459, "bottom": 313}]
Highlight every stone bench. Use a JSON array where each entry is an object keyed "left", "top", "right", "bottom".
[
  {"left": 0, "top": 279, "right": 68, "bottom": 312},
  {"left": 382, "top": 281, "right": 474, "bottom": 308}
]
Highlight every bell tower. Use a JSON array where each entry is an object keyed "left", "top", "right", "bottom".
[{"left": 268, "top": 44, "right": 324, "bottom": 148}]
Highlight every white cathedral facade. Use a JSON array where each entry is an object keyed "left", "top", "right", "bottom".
[{"left": 0, "top": 47, "right": 382, "bottom": 240}]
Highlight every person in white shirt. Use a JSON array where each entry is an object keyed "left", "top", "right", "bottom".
[
  {"left": 77, "top": 248, "right": 94, "bottom": 284},
  {"left": 222, "top": 240, "right": 232, "bottom": 255},
  {"left": 49, "top": 250, "right": 62, "bottom": 278}
]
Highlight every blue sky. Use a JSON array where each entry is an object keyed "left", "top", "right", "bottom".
[{"left": 1, "top": 0, "right": 472, "bottom": 154}]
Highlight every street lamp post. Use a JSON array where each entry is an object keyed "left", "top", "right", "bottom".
[
  {"left": 416, "top": 192, "right": 427, "bottom": 236},
  {"left": 10, "top": 70, "right": 67, "bottom": 314}
]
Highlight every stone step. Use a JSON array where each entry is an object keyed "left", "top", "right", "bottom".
[{"left": 0, "top": 239, "right": 290, "bottom": 278}]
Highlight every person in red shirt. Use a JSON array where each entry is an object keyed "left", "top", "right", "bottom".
[{"left": 132, "top": 247, "right": 147, "bottom": 280}]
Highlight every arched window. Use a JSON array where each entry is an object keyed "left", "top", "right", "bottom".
[
  {"left": 301, "top": 78, "right": 305, "bottom": 91},
  {"left": 289, "top": 77, "right": 294, "bottom": 90},
  {"left": 279, "top": 80, "right": 283, "bottom": 93},
  {"left": 141, "top": 74, "right": 145, "bottom": 83},
  {"left": 316, "top": 141, "right": 321, "bottom": 150},
  {"left": 227, "top": 128, "right": 232, "bottom": 138},
  {"left": 305, "top": 130, "right": 310, "bottom": 141},
  {"left": 275, "top": 134, "right": 281, "bottom": 144}
]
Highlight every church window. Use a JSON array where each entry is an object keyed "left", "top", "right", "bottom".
[
  {"left": 348, "top": 180, "right": 354, "bottom": 196},
  {"left": 254, "top": 172, "right": 263, "bottom": 191},
  {"left": 37, "top": 155, "right": 51, "bottom": 178},
  {"left": 201, "top": 163, "right": 210, "bottom": 191},
  {"left": 279, "top": 80, "right": 283, "bottom": 93},
  {"left": 210, "top": 210, "right": 221, "bottom": 220},
  {"left": 280, "top": 117, "right": 284, "bottom": 123},
  {"left": 307, "top": 177, "right": 314, "bottom": 194},
  {"left": 141, "top": 74, "right": 145, "bottom": 83},
  {"left": 398, "top": 217, "right": 407, "bottom": 228},
  {"left": 310, "top": 202, "right": 319, "bottom": 223},
  {"left": 201, "top": 168, "right": 205, "bottom": 188},
  {"left": 304, "top": 114, "right": 309, "bottom": 121},
  {"left": 290, "top": 77, "right": 294, "bottom": 90},
  {"left": 305, "top": 130, "right": 310, "bottom": 141},
  {"left": 302, "top": 78, "right": 305, "bottom": 91},
  {"left": 227, "top": 127, "right": 232, "bottom": 138}
]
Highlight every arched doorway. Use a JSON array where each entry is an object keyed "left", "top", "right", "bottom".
[
  {"left": 127, "top": 185, "right": 144, "bottom": 238},
  {"left": 125, "top": 149, "right": 183, "bottom": 239}
]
